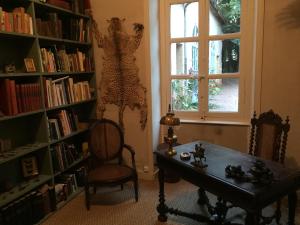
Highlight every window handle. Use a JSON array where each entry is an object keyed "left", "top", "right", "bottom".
[
  {"left": 193, "top": 74, "right": 205, "bottom": 81},
  {"left": 189, "top": 74, "right": 205, "bottom": 81},
  {"left": 198, "top": 75, "right": 205, "bottom": 80}
]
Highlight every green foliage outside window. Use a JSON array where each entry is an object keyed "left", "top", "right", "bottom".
[{"left": 172, "top": 79, "right": 198, "bottom": 111}]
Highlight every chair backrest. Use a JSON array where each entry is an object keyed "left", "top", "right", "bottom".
[
  {"left": 88, "top": 119, "right": 124, "bottom": 162},
  {"left": 249, "top": 110, "right": 290, "bottom": 164}
]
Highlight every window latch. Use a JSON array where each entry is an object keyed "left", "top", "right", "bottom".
[{"left": 194, "top": 75, "right": 205, "bottom": 81}]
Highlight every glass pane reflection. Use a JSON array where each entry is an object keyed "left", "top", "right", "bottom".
[
  {"left": 171, "top": 2, "right": 199, "bottom": 38},
  {"left": 171, "top": 42, "right": 199, "bottom": 75},
  {"left": 208, "top": 78, "right": 239, "bottom": 112},
  {"left": 209, "top": 39, "right": 240, "bottom": 74}
]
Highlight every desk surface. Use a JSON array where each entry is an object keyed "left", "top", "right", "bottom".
[{"left": 155, "top": 141, "right": 300, "bottom": 210}]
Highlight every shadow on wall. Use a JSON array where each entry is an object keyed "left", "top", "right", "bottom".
[
  {"left": 285, "top": 156, "right": 300, "bottom": 169},
  {"left": 277, "top": 0, "right": 300, "bottom": 29}
]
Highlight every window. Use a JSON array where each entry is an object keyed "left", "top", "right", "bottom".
[{"left": 160, "top": 0, "right": 254, "bottom": 122}]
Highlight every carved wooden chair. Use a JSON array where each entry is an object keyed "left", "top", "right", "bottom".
[
  {"left": 249, "top": 110, "right": 290, "bottom": 164},
  {"left": 248, "top": 109, "right": 290, "bottom": 224},
  {"left": 84, "top": 119, "right": 138, "bottom": 210}
]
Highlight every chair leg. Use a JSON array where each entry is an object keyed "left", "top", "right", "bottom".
[
  {"left": 85, "top": 183, "right": 90, "bottom": 210},
  {"left": 275, "top": 199, "right": 282, "bottom": 224},
  {"left": 134, "top": 178, "right": 138, "bottom": 202}
]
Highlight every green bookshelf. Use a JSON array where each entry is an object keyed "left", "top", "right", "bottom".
[{"left": 0, "top": 0, "right": 96, "bottom": 224}]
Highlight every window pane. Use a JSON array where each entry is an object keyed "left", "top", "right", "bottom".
[
  {"left": 208, "top": 78, "right": 239, "bottom": 112},
  {"left": 171, "top": 42, "right": 198, "bottom": 75},
  {"left": 209, "top": 39, "right": 240, "bottom": 74},
  {"left": 171, "top": 79, "right": 198, "bottom": 111},
  {"left": 171, "top": 2, "right": 199, "bottom": 38},
  {"left": 209, "top": 0, "right": 241, "bottom": 35}
]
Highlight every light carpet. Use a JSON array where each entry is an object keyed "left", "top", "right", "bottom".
[{"left": 41, "top": 179, "right": 299, "bottom": 225}]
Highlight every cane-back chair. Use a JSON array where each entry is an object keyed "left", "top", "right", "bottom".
[
  {"left": 249, "top": 110, "right": 290, "bottom": 224},
  {"left": 85, "top": 119, "right": 138, "bottom": 210}
]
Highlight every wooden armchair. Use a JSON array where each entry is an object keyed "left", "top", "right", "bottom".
[
  {"left": 84, "top": 119, "right": 138, "bottom": 210},
  {"left": 248, "top": 109, "right": 290, "bottom": 224}
]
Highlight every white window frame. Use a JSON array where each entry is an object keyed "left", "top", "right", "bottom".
[{"left": 160, "top": 0, "right": 256, "bottom": 123}]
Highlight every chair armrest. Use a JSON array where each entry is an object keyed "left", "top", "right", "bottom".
[{"left": 124, "top": 144, "right": 136, "bottom": 170}]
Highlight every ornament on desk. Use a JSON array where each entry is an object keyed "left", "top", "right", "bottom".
[
  {"left": 248, "top": 160, "right": 274, "bottom": 185},
  {"left": 225, "top": 160, "right": 274, "bottom": 185},
  {"left": 190, "top": 143, "right": 207, "bottom": 168},
  {"left": 180, "top": 152, "right": 191, "bottom": 161}
]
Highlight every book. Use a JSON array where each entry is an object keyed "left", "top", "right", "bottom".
[
  {"left": 39, "top": 184, "right": 52, "bottom": 216},
  {"left": 0, "top": 79, "right": 13, "bottom": 116},
  {"left": 9, "top": 80, "right": 18, "bottom": 115},
  {"left": 31, "top": 192, "right": 45, "bottom": 223}
]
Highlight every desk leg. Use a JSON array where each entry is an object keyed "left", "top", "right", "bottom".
[
  {"left": 157, "top": 168, "right": 168, "bottom": 222},
  {"left": 245, "top": 212, "right": 259, "bottom": 225},
  {"left": 287, "top": 191, "right": 297, "bottom": 225}
]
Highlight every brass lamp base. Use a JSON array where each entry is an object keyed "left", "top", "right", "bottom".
[
  {"left": 164, "top": 135, "right": 177, "bottom": 156},
  {"left": 166, "top": 146, "right": 177, "bottom": 156}
]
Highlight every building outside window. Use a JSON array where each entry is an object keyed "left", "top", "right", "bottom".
[{"left": 160, "top": 0, "right": 255, "bottom": 122}]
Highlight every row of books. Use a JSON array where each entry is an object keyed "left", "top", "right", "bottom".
[
  {"left": 47, "top": 0, "right": 88, "bottom": 15},
  {"left": 47, "top": 109, "right": 78, "bottom": 140},
  {"left": 36, "top": 14, "right": 89, "bottom": 42},
  {"left": 40, "top": 46, "right": 92, "bottom": 73},
  {"left": 0, "top": 184, "right": 55, "bottom": 225},
  {"left": 55, "top": 172, "right": 83, "bottom": 204},
  {"left": 0, "top": 6, "right": 33, "bottom": 34},
  {"left": 0, "top": 79, "right": 42, "bottom": 116},
  {"left": 36, "top": 14, "right": 62, "bottom": 39},
  {"left": 44, "top": 76, "right": 92, "bottom": 108},
  {"left": 0, "top": 169, "right": 85, "bottom": 225},
  {"left": 50, "top": 142, "right": 82, "bottom": 173},
  {"left": 47, "top": 0, "right": 72, "bottom": 11}
]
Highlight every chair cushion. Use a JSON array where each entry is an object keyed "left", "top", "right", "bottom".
[{"left": 88, "top": 164, "right": 134, "bottom": 183}]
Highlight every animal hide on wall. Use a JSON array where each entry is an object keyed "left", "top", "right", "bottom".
[{"left": 91, "top": 16, "right": 147, "bottom": 131}]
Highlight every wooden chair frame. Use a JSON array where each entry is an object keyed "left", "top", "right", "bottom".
[
  {"left": 85, "top": 119, "right": 138, "bottom": 210},
  {"left": 249, "top": 110, "right": 290, "bottom": 164}
]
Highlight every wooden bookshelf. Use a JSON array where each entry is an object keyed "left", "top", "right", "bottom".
[{"left": 0, "top": 0, "right": 95, "bottom": 224}]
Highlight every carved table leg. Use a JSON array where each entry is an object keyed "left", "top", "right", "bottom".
[
  {"left": 157, "top": 168, "right": 168, "bottom": 222},
  {"left": 245, "top": 211, "right": 259, "bottom": 225},
  {"left": 287, "top": 191, "right": 297, "bottom": 225},
  {"left": 198, "top": 187, "right": 207, "bottom": 205}
]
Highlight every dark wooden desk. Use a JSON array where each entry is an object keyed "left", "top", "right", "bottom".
[{"left": 155, "top": 141, "right": 300, "bottom": 225}]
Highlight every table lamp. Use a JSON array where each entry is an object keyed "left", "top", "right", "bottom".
[{"left": 160, "top": 104, "right": 180, "bottom": 156}]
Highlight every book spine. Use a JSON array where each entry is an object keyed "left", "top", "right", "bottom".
[{"left": 9, "top": 80, "right": 18, "bottom": 115}]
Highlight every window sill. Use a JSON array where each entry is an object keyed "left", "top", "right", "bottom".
[{"left": 180, "top": 119, "right": 250, "bottom": 126}]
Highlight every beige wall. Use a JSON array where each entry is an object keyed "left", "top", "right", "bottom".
[
  {"left": 259, "top": 0, "right": 300, "bottom": 167},
  {"left": 90, "top": 0, "right": 300, "bottom": 180},
  {"left": 175, "top": 123, "right": 248, "bottom": 152},
  {"left": 90, "top": 0, "right": 155, "bottom": 179}
]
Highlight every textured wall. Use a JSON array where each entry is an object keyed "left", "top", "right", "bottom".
[{"left": 260, "top": 0, "right": 300, "bottom": 167}]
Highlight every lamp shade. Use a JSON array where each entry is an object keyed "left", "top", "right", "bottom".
[{"left": 160, "top": 105, "right": 180, "bottom": 126}]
